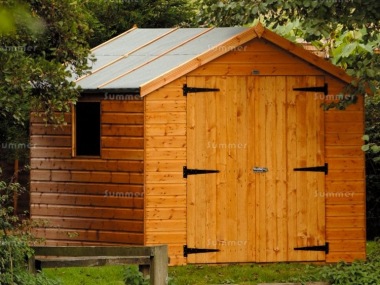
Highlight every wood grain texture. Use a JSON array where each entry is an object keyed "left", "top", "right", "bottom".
[
  {"left": 323, "top": 76, "right": 366, "bottom": 262},
  {"left": 30, "top": 100, "right": 145, "bottom": 246},
  {"left": 144, "top": 78, "right": 188, "bottom": 265},
  {"left": 184, "top": 40, "right": 365, "bottom": 264}
]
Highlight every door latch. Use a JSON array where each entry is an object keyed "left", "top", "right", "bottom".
[{"left": 253, "top": 167, "right": 268, "bottom": 173}]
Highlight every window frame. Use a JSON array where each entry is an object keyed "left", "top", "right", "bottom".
[{"left": 72, "top": 100, "right": 102, "bottom": 158}]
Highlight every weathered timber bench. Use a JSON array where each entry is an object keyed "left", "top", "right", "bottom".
[{"left": 28, "top": 245, "right": 168, "bottom": 285}]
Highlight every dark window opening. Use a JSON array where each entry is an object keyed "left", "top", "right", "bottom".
[{"left": 76, "top": 102, "right": 100, "bottom": 156}]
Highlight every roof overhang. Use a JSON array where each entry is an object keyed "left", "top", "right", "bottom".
[
  {"left": 139, "top": 23, "right": 353, "bottom": 97},
  {"left": 81, "top": 88, "right": 141, "bottom": 95}
]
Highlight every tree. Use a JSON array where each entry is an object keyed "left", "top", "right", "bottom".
[
  {"left": 0, "top": 1, "right": 94, "bottom": 283},
  {"left": 85, "top": 0, "right": 196, "bottom": 47},
  {"left": 0, "top": 0, "right": 94, "bottom": 126}
]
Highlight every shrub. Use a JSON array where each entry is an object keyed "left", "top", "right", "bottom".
[
  {"left": 318, "top": 239, "right": 380, "bottom": 285},
  {"left": 0, "top": 167, "right": 59, "bottom": 285},
  {"left": 123, "top": 266, "right": 149, "bottom": 285}
]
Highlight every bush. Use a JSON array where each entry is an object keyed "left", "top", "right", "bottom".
[
  {"left": 123, "top": 266, "right": 149, "bottom": 285},
  {"left": 364, "top": 94, "right": 380, "bottom": 239},
  {"left": 318, "top": 239, "right": 380, "bottom": 285},
  {"left": 0, "top": 167, "right": 59, "bottom": 285}
]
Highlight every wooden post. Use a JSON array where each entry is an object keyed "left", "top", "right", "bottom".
[
  {"left": 27, "top": 255, "right": 36, "bottom": 274},
  {"left": 149, "top": 245, "right": 168, "bottom": 285},
  {"left": 139, "top": 264, "right": 150, "bottom": 277}
]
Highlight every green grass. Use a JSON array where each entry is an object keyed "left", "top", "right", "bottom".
[
  {"left": 43, "top": 263, "right": 321, "bottom": 285},
  {"left": 43, "top": 266, "right": 126, "bottom": 285},
  {"left": 168, "top": 263, "right": 321, "bottom": 285},
  {"left": 43, "top": 242, "right": 377, "bottom": 285}
]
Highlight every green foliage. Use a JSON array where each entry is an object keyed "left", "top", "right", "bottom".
[
  {"left": 123, "top": 266, "right": 149, "bottom": 285},
  {"left": 362, "top": 135, "right": 380, "bottom": 158},
  {"left": 0, "top": 118, "right": 30, "bottom": 163},
  {"left": 0, "top": 1, "right": 43, "bottom": 35},
  {"left": 195, "top": 0, "right": 380, "bottom": 39},
  {"left": 0, "top": 4, "right": 93, "bottom": 253},
  {"left": 0, "top": 0, "right": 94, "bottom": 126},
  {"left": 318, "top": 240, "right": 380, "bottom": 285},
  {"left": 0, "top": 167, "right": 60, "bottom": 285},
  {"left": 364, "top": 94, "right": 380, "bottom": 156},
  {"left": 362, "top": 94, "right": 380, "bottom": 239},
  {"left": 85, "top": 0, "right": 196, "bottom": 47}
]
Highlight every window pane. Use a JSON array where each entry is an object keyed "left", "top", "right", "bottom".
[{"left": 76, "top": 102, "right": 100, "bottom": 156}]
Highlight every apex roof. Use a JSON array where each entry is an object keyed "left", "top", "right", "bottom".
[{"left": 76, "top": 23, "right": 352, "bottom": 97}]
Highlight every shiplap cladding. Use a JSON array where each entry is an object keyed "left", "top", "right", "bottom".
[{"left": 30, "top": 100, "right": 144, "bottom": 245}]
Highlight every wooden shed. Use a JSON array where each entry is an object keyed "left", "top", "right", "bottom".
[{"left": 30, "top": 23, "right": 366, "bottom": 265}]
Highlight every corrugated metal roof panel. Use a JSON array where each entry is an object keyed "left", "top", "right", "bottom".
[
  {"left": 167, "top": 27, "right": 248, "bottom": 55},
  {"left": 89, "top": 28, "right": 173, "bottom": 70},
  {"left": 76, "top": 27, "right": 250, "bottom": 91},
  {"left": 77, "top": 28, "right": 211, "bottom": 89},
  {"left": 103, "top": 28, "right": 248, "bottom": 88},
  {"left": 78, "top": 55, "right": 156, "bottom": 88},
  {"left": 103, "top": 55, "right": 193, "bottom": 89}
]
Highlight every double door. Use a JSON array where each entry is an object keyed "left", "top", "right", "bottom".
[{"left": 186, "top": 75, "right": 326, "bottom": 263}]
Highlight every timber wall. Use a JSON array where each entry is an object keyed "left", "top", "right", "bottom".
[{"left": 30, "top": 100, "right": 144, "bottom": 245}]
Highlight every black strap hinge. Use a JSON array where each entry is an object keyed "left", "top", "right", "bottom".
[
  {"left": 293, "top": 83, "right": 328, "bottom": 95},
  {"left": 183, "top": 245, "right": 220, "bottom": 257},
  {"left": 183, "top": 84, "right": 220, "bottom": 96},
  {"left": 294, "top": 163, "right": 328, "bottom": 175},
  {"left": 183, "top": 166, "right": 220, "bottom": 178},
  {"left": 294, "top": 242, "right": 329, "bottom": 254}
]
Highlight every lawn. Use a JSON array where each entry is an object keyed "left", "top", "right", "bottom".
[
  {"left": 43, "top": 242, "right": 376, "bottom": 285},
  {"left": 43, "top": 262, "right": 321, "bottom": 285}
]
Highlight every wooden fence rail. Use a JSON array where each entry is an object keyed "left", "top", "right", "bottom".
[{"left": 28, "top": 245, "right": 168, "bottom": 285}]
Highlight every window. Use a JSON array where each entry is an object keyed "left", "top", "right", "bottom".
[{"left": 75, "top": 102, "right": 101, "bottom": 156}]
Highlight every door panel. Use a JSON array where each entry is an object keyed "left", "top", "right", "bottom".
[
  {"left": 287, "top": 76, "right": 326, "bottom": 261},
  {"left": 187, "top": 76, "right": 253, "bottom": 263},
  {"left": 186, "top": 75, "right": 325, "bottom": 263},
  {"left": 252, "top": 76, "right": 326, "bottom": 262},
  {"left": 253, "top": 76, "right": 289, "bottom": 262}
]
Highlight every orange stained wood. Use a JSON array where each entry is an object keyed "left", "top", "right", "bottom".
[
  {"left": 186, "top": 75, "right": 326, "bottom": 263},
  {"left": 30, "top": 99, "right": 145, "bottom": 246},
  {"left": 143, "top": 77, "right": 187, "bottom": 265},
  {"left": 140, "top": 23, "right": 352, "bottom": 97}
]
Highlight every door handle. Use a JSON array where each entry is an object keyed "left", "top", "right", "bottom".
[{"left": 253, "top": 167, "right": 268, "bottom": 173}]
